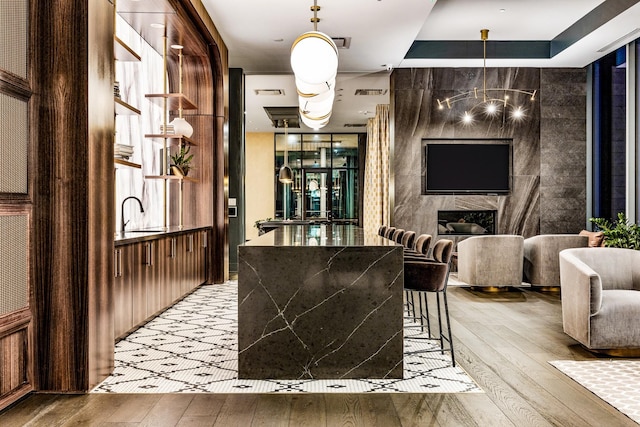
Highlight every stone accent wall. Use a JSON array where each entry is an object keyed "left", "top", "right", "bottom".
[
  {"left": 391, "top": 67, "right": 586, "bottom": 241},
  {"left": 539, "top": 69, "right": 588, "bottom": 233}
]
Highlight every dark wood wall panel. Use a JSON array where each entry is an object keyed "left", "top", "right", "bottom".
[
  {"left": 87, "top": 0, "right": 117, "bottom": 389},
  {"left": 31, "top": 0, "right": 115, "bottom": 391},
  {"left": 0, "top": 311, "right": 31, "bottom": 409}
]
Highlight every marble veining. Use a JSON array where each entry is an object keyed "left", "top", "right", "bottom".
[{"left": 238, "top": 225, "right": 404, "bottom": 379}]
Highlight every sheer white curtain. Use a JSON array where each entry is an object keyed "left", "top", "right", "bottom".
[{"left": 363, "top": 104, "right": 390, "bottom": 234}]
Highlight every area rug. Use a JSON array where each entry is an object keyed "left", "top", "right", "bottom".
[
  {"left": 550, "top": 360, "right": 640, "bottom": 424},
  {"left": 93, "top": 282, "right": 481, "bottom": 394}
]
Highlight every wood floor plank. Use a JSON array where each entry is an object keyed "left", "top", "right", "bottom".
[
  {"left": 288, "top": 394, "right": 327, "bottom": 427},
  {"left": 454, "top": 393, "right": 516, "bottom": 427},
  {"left": 250, "top": 394, "right": 291, "bottom": 427},
  {"left": 104, "top": 394, "right": 162, "bottom": 423},
  {"left": 324, "top": 394, "right": 365, "bottom": 427},
  {"left": 181, "top": 394, "right": 227, "bottom": 418},
  {"left": 17, "top": 395, "right": 96, "bottom": 427},
  {"left": 357, "top": 394, "right": 402, "bottom": 426},
  {"left": 390, "top": 394, "right": 441, "bottom": 427},
  {"left": 212, "top": 394, "right": 258, "bottom": 426},
  {"left": 176, "top": 415, "right": 216, "bottom": 427},
  {"left": 138, "top": 394, "right": 193, "bottom": 426},
  {"left": 61, "top": 394, "right": 134, "bottom": 426},
  {"left": 0, "top": 394, "right": 62, "bottom": 427}
]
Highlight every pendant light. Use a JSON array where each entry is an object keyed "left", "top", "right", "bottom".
[
  {"left": 279, "top": 119, "right": 293, "bottom": 183},
  {"left": 290, "top": 1, "right": 337, "bottom": 129}
]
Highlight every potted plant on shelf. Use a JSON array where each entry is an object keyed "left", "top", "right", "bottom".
[
  {"left": 590, "top": 212, "right": 640, "bottom": 249},
  {"left": 170, "top": 145, "right": 193, "bottom": 177}
]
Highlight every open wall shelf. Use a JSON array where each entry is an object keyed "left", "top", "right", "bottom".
[
  {"left": 114, "top": 158, "right": 142, "bottom": 169},
  {"left": 114, "top": 36, "right": 141, "bottom": 62},
  {"left": 144, "top": 134, "right": 198, "bottom": 146},
  {"left": 145, "top": 93, "right": 197, "bottom": 110},
  {"left": 145, "top": 175, "right": 197, "bottom": 183}
]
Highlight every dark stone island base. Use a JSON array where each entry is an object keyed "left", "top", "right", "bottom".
[{"left": 238, "top": 225, "right": 404, "bottom": 380}]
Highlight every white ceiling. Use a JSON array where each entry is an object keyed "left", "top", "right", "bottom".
[{"left": 200, "top": 0, "right": 640, "bottom": 132}]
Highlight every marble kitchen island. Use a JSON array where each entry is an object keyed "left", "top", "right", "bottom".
[{"left": 238, "top": 224, "right": 404, "bottom": 379}]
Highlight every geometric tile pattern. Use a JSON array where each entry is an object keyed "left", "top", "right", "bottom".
[
  {"left": 93, "top": 282, "right": 482, "bottom": 394},
  {"left": 550, "top": 360, "right": 640, "bottom": 424}
]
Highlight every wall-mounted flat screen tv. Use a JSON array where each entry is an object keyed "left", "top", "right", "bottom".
[{"left": 422, "top": 139, "right": 512, "bottom": 195}]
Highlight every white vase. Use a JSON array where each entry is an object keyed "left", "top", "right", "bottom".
[{"left": 170, "top": 117, "right": 193, "bottom": 138}]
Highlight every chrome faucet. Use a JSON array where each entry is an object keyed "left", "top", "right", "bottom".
[{"left": 121, "top": 196, "right": 144, "bottom": 234}]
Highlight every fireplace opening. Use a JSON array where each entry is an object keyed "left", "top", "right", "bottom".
[{"left": 437, "top": 210, "right": 496, "bottom": 235}]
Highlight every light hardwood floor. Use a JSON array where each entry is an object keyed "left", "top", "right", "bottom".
[{"left": 1, "top": 285, "right": 637, "bottom": 426}]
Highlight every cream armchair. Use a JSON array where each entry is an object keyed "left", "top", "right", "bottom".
[
  {"left": 523, "top": 234, "right": 589, "bottom": 288},
  {"left": 559, "top": 248, "right": 640, "bottom": 354},
  {"left": 457, "top": 235, "right": 524, "bottom": 289}
]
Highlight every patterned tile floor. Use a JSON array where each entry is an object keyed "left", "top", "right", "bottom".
[
  {"left": 93, "top": 282, "right": 481, "bottom": 394},
  {"left": 551, "top": 360, "right": 640, "bottom": 424}
]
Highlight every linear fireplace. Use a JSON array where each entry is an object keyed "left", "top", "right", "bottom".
[{"left": 437, "top": 210, "right": 496, "bottom": 235}]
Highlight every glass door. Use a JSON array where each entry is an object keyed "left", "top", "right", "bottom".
[{"left": 304, "top": 169, "right": 331, "bottom": 220}]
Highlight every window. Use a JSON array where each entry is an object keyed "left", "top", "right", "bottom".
[{"left": 275, "top": 133, "right": 362, "bottom": 222}]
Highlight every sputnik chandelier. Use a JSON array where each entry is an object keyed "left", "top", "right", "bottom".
[
  {"left": 436, "top": 29, "right": 536, "bottom": 124},
  {"left": 290, "top": 0, "right": 338, "bottom": 130}
]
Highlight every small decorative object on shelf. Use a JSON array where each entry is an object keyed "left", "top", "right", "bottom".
[
  {"left": 160, "top": 124, "right": 175, "bottom": 134},
  {"left": 169, "top": 117, "right": 193, "bottom": 138},
  {"left": 170, "top": 144, "right": 193, "bottom": 177},
  {"left": 114, "top": 81, "right": 121, "bottom": 99},
  {"left": 114, "top": 143, "right": 134, "bottom": 160}
]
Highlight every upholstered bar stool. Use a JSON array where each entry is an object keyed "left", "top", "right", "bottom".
[
  {"left": 392, "top": 228, "right": 405, "bottom": 244},
  {"left": 404, "top": 239, "right": 456, "bottom": 366},
  {"left": 384, "top": 226, "right": 396, "bottom": 240},
  {"left": 401, "top": 230, "right": 416, "bottom": 250},
  {"left": 405, "top": 234, "right": 432, "bottom": 259},
  {"left": 378, "top": 225, "right": 387, "bottom": 237}
]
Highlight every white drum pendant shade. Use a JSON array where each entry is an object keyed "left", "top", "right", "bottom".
[
  {"left": 301, "top": 114, "right": 330, "bottom": 130},
  {"left": 290, "top": 31, "right": 338, "bottom": 85},
  {"left": 299, "top": 90, "right": 335, "bottom": 115},
  {"left": 296, "top": 77, "right": 335, "bottom": 101}
]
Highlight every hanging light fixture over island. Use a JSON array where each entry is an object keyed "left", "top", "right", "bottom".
[{"left": 290, "top": 1, "right": 338, "bottom": 130}]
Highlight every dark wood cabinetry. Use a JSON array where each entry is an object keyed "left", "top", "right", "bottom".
[{"left": 114, "top": 229, "right": 210, "bottom": 341}]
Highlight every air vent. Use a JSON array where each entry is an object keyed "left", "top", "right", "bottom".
[
  {"left": 263, "top": 106, "right": 300, "bottom": 128},
  {"left": 598, "top": 28, "right": 640, "bottom": 52},
  {"left": 343, "top": 123, "right": 367, "bottom": 128},
  {"left": 355, "top": 89, "right": 388, "bottom": 96},
  {"left": 254, "top": 89, "right": 285, "bottom": 96},
  {"left": 332, "top": 37, "right": 351, "bottom": 49}
]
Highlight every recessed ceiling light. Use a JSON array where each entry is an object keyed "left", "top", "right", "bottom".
[
  {"left": 171, "top": 44, "right": 183, "bottom": 50},
  {"left": 150, "top": 23, "right": 165, "bottom": 29},
  {"left": 499, "top": 8, "right": 506, "bottom": 13},
  {"left": 273, "top": 38, "right": 284, "bottom": 42}
]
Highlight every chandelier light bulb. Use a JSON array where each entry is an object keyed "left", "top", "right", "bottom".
[
  {"left": 512, "top": 107, "right": 524, "bottom": 119},
  {"left": 486, "top": 103, "right": 498, "bottom": 115},
  {"left": 462, "top": 111, "right": 473, "bottom": 124}
]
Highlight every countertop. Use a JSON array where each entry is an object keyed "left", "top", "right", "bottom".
[
  {"left": 243, "top": 224, "right": 398, "bottom": 247},
  {"left": 115, "top": 225, "right": 211, "bottom": 246}
]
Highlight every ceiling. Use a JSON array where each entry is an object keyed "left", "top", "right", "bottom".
[{"left": 200, "top": 0, "right": 640, "bottom": 133}]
